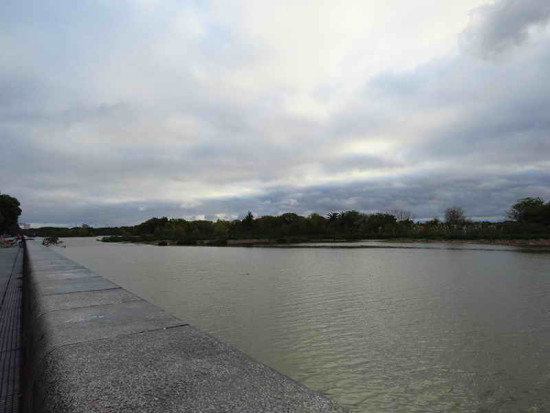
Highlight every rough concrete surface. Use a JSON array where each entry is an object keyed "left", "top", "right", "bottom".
[
  {"left": 38, "top": 289, "right": 141, "bottom": 314},
  {"left": 32, "top": 276, "right": 119, "bottom": 297},
  {"left": 24, "top": 241, "right": 347, "bottom": 412},
  {"left": 36, "top": 326, "right": 346, "bottom": 413}
]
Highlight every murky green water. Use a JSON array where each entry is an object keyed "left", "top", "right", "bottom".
[{"left": 57, "top": 238, "right": 550, "bottom": 412}]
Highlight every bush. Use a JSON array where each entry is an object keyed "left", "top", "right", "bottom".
[{"left": 42, "top": 236, "right": 61, "bottom": 246}]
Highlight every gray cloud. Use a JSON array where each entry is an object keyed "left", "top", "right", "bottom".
[
  {"left": 16, "top": 167, "right": 550, "bottom": 227},
  {"left": 358, "top": 35, "right": 550, "bottom": 166},
  {"left": 461, "top": 0, "right": 550, "bottom": 57},
  {"left": 1, "top": 0, "right": 550, "bottom": 227}
]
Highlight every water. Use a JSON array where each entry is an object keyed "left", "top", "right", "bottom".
[{"left": 56, "top": 238, "right": 550, "bottom": 412}]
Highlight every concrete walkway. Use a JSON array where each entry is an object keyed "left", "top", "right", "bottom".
[
  {"left": 0, "top": 245, "right": 23, "bottom": 412},
  {"left": 24, "top": 241, "right": 347, "bottom": 412}
]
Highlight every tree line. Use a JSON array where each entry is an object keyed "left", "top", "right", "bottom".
[
  {"left": 25, "top": 197, "right": 550, "bottom": 244},
  {"left": 0, "top": 194, "right": 22, "bottom": 235}
]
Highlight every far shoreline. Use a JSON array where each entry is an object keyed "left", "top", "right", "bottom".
[{"left": 91, "top": 236, "right": 550, "bottom": 251}]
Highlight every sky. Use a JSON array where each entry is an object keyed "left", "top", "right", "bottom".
[{"left": 1, "top": 0, "right": 550, "bottom": 227}]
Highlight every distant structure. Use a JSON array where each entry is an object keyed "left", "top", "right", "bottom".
[{"left": 20, "top": 223, "right": 31, "bottom": 230}]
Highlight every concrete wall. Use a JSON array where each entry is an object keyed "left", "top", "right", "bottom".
[{"left": 22, "top": 241, "right": 347, "bottom": 412}]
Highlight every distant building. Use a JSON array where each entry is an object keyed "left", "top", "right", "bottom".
[{"left": 20, "top": 223, "right": 31, "bottom": 230}]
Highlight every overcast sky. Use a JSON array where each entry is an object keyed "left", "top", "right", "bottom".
[{"left": 1, "top": 0, "right": 550, "bottom": 226}]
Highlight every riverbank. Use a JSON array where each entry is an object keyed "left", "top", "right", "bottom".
[
  {"left": 383, "top": 237, "right": 550, "bottom": 248},
  {"left": 98, "top": 235, "right": 550, "bottom": 250},
  {"left": 23, "top": 240, "right": 347, "bottom": 412},
  {"left": 55, "top": 236, "right": 550, "bottom": 412}
]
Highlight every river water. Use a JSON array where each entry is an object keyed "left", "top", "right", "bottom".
[{"left": 57, "top": 238, "right": 550, "bottom": 412}]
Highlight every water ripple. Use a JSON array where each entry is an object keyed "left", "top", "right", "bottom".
[{"left": 59, "top": 239, "right": 550, "bottom": 413}]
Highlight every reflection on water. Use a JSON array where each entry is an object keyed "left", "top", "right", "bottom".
[{"left": 58, "top": 238, "right": 550, "bottom": 412}]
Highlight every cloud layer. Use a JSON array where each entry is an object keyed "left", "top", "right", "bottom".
[
  {"left": 461, "top": 0, "right": 550, "bottom": 56},
  {"left": 1, "top": 0, "right": 549, "bottom": 226}
]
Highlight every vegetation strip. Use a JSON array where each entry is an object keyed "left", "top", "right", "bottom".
[{"left": 25, "top": 197, "right": 550, "bottom": 247}]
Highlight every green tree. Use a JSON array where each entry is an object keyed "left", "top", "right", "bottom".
[
  {"left": 0, "top": 194, "right": 22, "bottom": 234},
  {"left": 444, "top": 206, "right": 467, "bottom": 225},
  {"left": 213, "top": 220, "right": 230, "bottom": 237},
  {"left": 339, "top": 211, "right": 362, "bottom": 234},
  {"left": 507, "top": 197, "right": 545, "bottom": 223},
  {"left": 307, "top": 213, "right": 326, "bottom": 235},
  {"left": 363, "top": 213, "right": 397, "bottom": 234},
  {"left": 242, "top": 211, "right": 255, "bottom": 232},
  {"left": 135, "top": 217, "right": 169, "bottom": 234}
]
